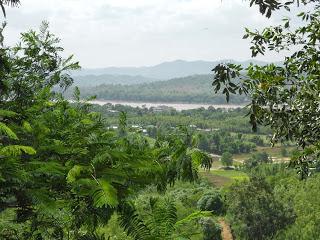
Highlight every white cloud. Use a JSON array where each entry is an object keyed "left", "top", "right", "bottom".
[{"left": 2, "top": 0, "right": 290, "bottom": 67}]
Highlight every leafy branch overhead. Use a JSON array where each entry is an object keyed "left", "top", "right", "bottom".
[
  {"left": 212, "top": 2, "right": 320, "bottom": 177},
  {"left": 0, "top": 0, "right": 20, "bottom": 17}
]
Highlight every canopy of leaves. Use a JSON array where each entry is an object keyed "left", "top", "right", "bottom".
[
  {"left": 226, "top": 177, "right": 295, "bottom": 239},
  {"left": 212, "top": 1, "right": 320, "bottom": 178}
]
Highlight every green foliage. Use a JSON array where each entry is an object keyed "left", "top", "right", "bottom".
[
  {"left": 0, "top": 145, "right": 36, "bottom": 156},
  {"left": 119, "top": 198, "right": 179, "bottom": 240},
  {"left": 244, "top": 151, "right": 271, "bottom": 170},
  {"left": 0, "top": 122, "right": 18, "bottom": 140},
  {"left": 91, "top": 179, "right": 119, "bottom": 208},
  {"left": 70, "top": 74, "right": 248, "bottom": 104},
  {"left": 93, "top": 103, "right": 270, "bottom": 135},
  {"left": 220, "top": 152, "right": 233, "bottom": 167},
  {"left": 226, "top": 177, "right": 295, "bottom": 240},
  {"left": 274, "top": 173, "right": 320, "bottom": 239},
  {"left": 212, "top": 1, "right": 320, "bottom": 177},
  {"left": 119, "top": 195, "right": 214, "bottom": 240},
  {"left": 198, "top": 217, "right": 222, "bottom": 240},
  {"left": 197, "top": 191, "right": 224, "bottom": 215},
  {"left": 0, "top": 22, "right": 213, "bottom": 239}
]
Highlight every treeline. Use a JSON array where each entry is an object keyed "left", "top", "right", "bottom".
[
  {"left": 69, "top": 74, "right": 249, "bottom": 104},
  {"left": 91, "top": 104, "right": 271, "bottom": 134},
  {"left": 197, "top": 132, "right": 260, "bottom": 155}
]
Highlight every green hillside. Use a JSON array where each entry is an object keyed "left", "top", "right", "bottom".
[{"left": 78, "top": 74, "right": 249, "bottom": 104}]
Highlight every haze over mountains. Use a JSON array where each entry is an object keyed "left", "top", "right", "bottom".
[
  {"left": 68, "top": 59, "right": 271, "bottom": 104},
  {"left": 73, "top": 59, "right": 269, "bottom": 86}
]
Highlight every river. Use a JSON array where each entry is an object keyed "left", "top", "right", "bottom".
[{"left": 89, "top": 100, "right": 245, "bottom": 111}]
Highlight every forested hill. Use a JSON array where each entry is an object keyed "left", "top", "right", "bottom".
[
  {"left": 75, "top": 74, "right": 249, "bottom": 104},
  {"left": 73, "top": 74, "right": 158, "bottom": 87}
]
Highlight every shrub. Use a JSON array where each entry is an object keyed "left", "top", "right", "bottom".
[
  {"left": 197, "top": 191, "right": 224, "bottom": 215},
  {"left": 199, "top": 217, "right": 222, "bottom": 240}
]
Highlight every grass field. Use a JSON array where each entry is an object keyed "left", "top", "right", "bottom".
[{"left": 200, "top": 169, "right": 248, "bottom": 187}]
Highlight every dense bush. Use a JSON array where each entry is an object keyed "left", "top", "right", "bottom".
[
  {"left": 199, "top": 217, "right": 222, "bottom": 240},
  {"left": 197, "top": 191, "right": 225, "bottom": 215},
  {"left": 226, "top": 177, "right": 296, "bottom": 240}
]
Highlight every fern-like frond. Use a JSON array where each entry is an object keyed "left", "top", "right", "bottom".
[
  {"left": 66, "top": 165, "right": 88, "bottom": 183},
  {"left": 91, "top": 179, "right": 118, "bottom": 208},
  {"left": 0, "top": 145, "right": 36, "bottom": 157},
  {"left": 149, "top": 198, "right": 177, "bottom": 239},
  {"left": 119, "top": 203, "right": 152, "bottom": 240},
  {"left": 27, "top": 188, "right": 56, "bottom": 209},
  {"left": 22, "top": 121, "right": 32, "bottom": 133},
  {"left": 0, "top": 122, "right": 18, "bottom": 140},
  {"left": 27, "top": 161, "right": 66, "bottom": 177},
  {"left": 175, "top": 211, "right": 212, "bottom": 227},
  {"left": 189, "top": 149, "right": 212, "bottom": 170},
  {"left": 0, "top": 109, "right": 18, "bottom": 117}
]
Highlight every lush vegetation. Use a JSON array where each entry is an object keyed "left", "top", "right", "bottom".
[
  {"left": 2, "top": 1, "right": 320, "bottom": 240},
  {"left": 71, "top": 74, "right": 248, "bottom": 104},
  {"left": 91, "top": 104, "right": 271, "bottom": 134},
  {"left": 213, "top": 0, "right": 320, "bottom": 177},
  {"left": 0, "top": 22, "right": 214, "bottom": 239}
]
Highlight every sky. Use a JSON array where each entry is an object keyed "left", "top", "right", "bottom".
[{"left": 3, "top": 0, "right": 294, "bottom": 68}]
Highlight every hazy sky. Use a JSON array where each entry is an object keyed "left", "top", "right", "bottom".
[{"left": 3, "top": 0, "right": 292, "bottom": 68}]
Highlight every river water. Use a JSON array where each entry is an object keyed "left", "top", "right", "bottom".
[{"left": 89, "top": 100, "right": 245, "bottom": 111}]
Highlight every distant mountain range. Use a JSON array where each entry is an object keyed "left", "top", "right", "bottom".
[{"left": 72, "top": 59, "right": 270, "bottom": 86}]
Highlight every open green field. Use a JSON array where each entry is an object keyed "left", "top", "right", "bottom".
[{"left": 200, "top": 169, "right": 248, "bottom": 187}]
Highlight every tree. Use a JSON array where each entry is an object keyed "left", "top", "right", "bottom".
[
  {"left": 197, "top": 190, "right": 225, "bottom": 215},
  {"left": 244, "top": 151, "right": 271, "bottom": 170},
  {"left": 199, "top": 217, "right": 222, "bottom": 240},
  {"left": 212, "top": 1, "right": 320, "bottom": 178},
  {"left": 249, "top": 135, "right": 264, "bottom": 146},
  {"left": 226, "top": 177, "right": 295, "bottom": 240},
  {"left": 220, "top": 152, "right": 233, "bottom": 167}
]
